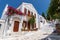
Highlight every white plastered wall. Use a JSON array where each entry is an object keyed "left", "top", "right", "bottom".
[
  {"left": 0, "top": 20, "right": 5, "bottom": 37},
  {"left": 6, "top": 14, "right": 23, "bottom": 36}
]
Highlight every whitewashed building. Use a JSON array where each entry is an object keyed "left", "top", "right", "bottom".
[{"left": 0, "top": 2, "right": 46, "bottom": 37}]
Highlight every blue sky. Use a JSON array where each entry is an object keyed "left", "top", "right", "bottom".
[{"left": 0, "top": 0, "right": 50, "bottom": 17}]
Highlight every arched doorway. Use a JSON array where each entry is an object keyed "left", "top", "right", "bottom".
[{"left": 13, "top": 21, "right": 19, "bottom": 32}]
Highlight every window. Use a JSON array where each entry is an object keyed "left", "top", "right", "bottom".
[
  {"left": 8, "top": 9, "right": 11, "bottom": 12},
  {"left": 22, "top": 21, "right": 26, "bottom": 28},
  {"left": 22, "top": 21, "right": 27, "bottom": 31},
  {"left": 34, "top": 14, "right": 36, "bottom": 18},
  {"left": 28, "top": 10, "right": 30, "bottom": 16},
  {"left": 18, "top": 9, "right": 20, "bottom": 11},
  {"left": 8, "top": 8, "right": 14, "bottom": 15},
  {"left": 24, "top": 8, "right": 27, "bottom": 15},
  {"left": 34, "top": 23, "right": 36, "bottom": 28},
  {"left": 31, "top": 12, "right": 33, "bottom": 16},
  {"left": 0, "top": 24, "right": 1, "bottom": 28}
]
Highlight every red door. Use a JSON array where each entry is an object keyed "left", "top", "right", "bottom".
[{"left": 13, "top": 21, "right": 19, "bottom": 32}]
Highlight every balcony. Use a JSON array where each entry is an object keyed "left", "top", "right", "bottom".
[{"left": 21, "top": 15, "right": 37, "bottom": 31}]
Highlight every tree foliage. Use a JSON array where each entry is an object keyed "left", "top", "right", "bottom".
[
  {"left": 47, "top": 0, "right": 58, "bottom": 20},
  {"left": 28, "top": 15, "right": 35, "bottom": 25},
  {"left": 42, "top": 12, "right": 46, "bottom": 19}
]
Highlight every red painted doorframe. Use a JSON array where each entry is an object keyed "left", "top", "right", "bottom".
[{"left": 13, "top": 21, "right": 19, "bottom": 32}]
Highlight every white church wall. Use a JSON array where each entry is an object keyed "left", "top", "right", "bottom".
[
  {"left": 0, "top": 20, "right": 5, "bottom": 37},
  {"left": 6, "top": 14, "right": 23, "bottom": 36},
  {"left": 35, "top": 14, "right": 39, "bottom": 29}
]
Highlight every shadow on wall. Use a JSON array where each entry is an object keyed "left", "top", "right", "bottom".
[
  {"left": 41, "top": 30, "right": 60, "bottom": 40},
  {"left": 41, "top": 22, "right": 60, "bottom": 40}
]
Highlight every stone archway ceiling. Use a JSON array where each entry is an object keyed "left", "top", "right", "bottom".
[{"left": 7, "top": 6, "right": 24, "bottom": 16}]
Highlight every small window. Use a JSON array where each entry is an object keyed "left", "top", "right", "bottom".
[
  {"left": 34, "top": 14, "right": 36, "bottom": 18},
  {"left": 28, "top": 10, "right": 30, "bottom": 16},
  {"left": 24, "top": 8, "right": 27, "bottom": 15},
  {"left": 8, "top": 9, "right": 11, "bottom": 12},
  {"left": 0, "top": 24, "right": 1, "bottom": 28},
  {"left": 31, "top": 12, "right": 33, "bottom": 16}
]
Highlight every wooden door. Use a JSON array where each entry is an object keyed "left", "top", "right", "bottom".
[
  {"left": 13, "top": 21, "right": 19, "bottom": 32},
  {"left": 28, "top": 22, "right": 30, "bottom": 30}
]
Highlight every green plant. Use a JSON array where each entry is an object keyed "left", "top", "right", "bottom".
[
  {"left": 28, "top": 15, "right": 35, "bottom": 25},
  {"left": 47, "top": 0, "right": 58, "bottom": 20}
]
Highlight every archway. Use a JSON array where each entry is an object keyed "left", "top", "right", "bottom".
[{"left": 12, "top": 17, "right": 20, "bottom": 32}]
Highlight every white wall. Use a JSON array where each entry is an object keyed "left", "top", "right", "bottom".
[
  {"left": 0, "top": 2, "right": 46, "bottom": 37},
  {"left": 38, "top": 14, "right": 47, "bottom": 29},
  {"left": 5, "top": 14, "right": 23, "bottom": 36},
  {"left": 0, "top": 20, "right": 5, "bottom": 37}
]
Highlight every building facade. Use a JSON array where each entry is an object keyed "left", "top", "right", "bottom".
[{"left": 0, "top": 2, "right": 46, "bottom": 37}]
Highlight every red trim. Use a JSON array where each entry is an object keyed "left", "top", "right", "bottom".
[{"left": 7, "top": 6, "right": 23, "bottom": 15}]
